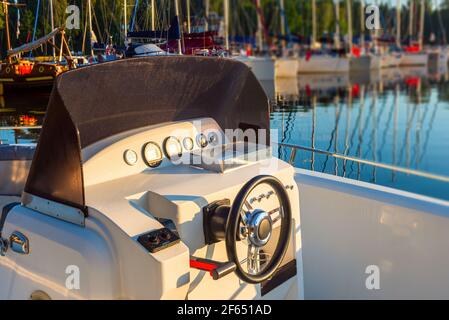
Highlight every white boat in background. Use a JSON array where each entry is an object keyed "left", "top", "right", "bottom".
[
  {"left": 298, "top": 54, "right": 349, "bottom": 73},
  {"left": 234, "top": 55, "right": 275, "bottom": 81},
  {"left": 369, "top": 53, "right": 382, "bottom": 69},
  {"left": 275, "top": 57, "right": 299, "bottom": 78},
  {"left": 400, "top": 52, "right": 428, "bottom": 66},
  {"left": 380, "top": 51, "right": 403, "bottom": 68},
  {"left": 349, "top": 55, "right": 371, "bottom": 72},
  {"left": 427, "top": 46, "right": 449, "bottom": 65}
]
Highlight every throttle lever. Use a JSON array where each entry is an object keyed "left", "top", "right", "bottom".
[{"left": 190, "top": 256, "right": 236, "bottom": 280}]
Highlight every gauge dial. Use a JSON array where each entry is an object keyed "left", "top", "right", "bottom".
[
  {"left": 197, "top": 133, "right": 208, "bottom": 148},
  {"left": 123, "top": 149, "right": 138, "bottom": 166},
  {"left": 183, "top": 137, "right": 194, "bottom": 151},
  {"left": 143, "top": 142, "right": 163, "bottom": 167},
  {"left": 163, "top": 136, "right": 183, "bottom": 160},
  {"left": 208, "top": 132, "right": 220, "bottom": 146}
]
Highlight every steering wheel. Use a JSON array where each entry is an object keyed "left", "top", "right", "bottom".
[{"left": 225, "top": 175, "right": 292, "bottom": 284}]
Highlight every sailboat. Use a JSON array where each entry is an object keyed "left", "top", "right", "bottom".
[
  {"left": 379, "top": 0, "right": 404, "bottom": 68},
  {"left": 232, "top": 0, "right": 275, "bottom": 81},
  {"left": 297, "top": 0, "right": 349, "bottom": 73},
  {"left": 399, "top": 0, "right": 428, "bottom": 66},
  {"left": 0, "top": 1, "right": 76, "bottom": 90},
  {"left": 274, "top": 0, "right": 299, "bottom": 78}
]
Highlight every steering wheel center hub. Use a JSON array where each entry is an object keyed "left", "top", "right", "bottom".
[{"left": 248, "top": 209, "right": 273, "bottom": 247}]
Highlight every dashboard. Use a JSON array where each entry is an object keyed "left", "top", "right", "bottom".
[{"left": 82, "top": 118, "right": 228, "bottom": 187}]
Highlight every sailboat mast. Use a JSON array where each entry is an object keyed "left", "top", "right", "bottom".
[
  {"left": 174, "top": 0, "right": 182, "bottom": 54},
  {"left": 418, "top": 0, "right": 425, "bottom": 49},
  {"left": 256, "top": 0, "right": 264, "bottom": 50},
  {"left": 50, "top": 0, "right": 55, "bottom": 59},
  {"left": 131, "top": 0, "right": 139, "bottom": 32},
  {"left": 335, "top": 0, "right": 341, "bottom": 49},
  {"left": 205, "top": 0, "right": 209, "bottom": 31},
  {"left": 312, "top": 0, "right": 317, "bottom": 47},
  {"left": 3, "top": 1, "right": 11, "bottom": 53},
  {"left": 223, "top": 0, "right": 230, "bottom": 51},
  {"left": 88, "top": 0, "right": 94, "bottom": 57},
  {"left": 346, "top": 0, "right": 353, "bottom": 52},
  {"left": 32, "top": 0, "right": 41, "bottom": 42},
  {"left": 151, "top": 0, "right": 155, "bottom": 30},
  {"left": 360, "top": 0, "right": 365, "bottom": 50},
  {"left": 396, "top": 0, "right": 401, "bottom": 47},
  {"left": 280, "top": 0, "right": 287, "bottom": 49},
  {"left": 187, "top": 0, "right": 191, "bottom": 34},
  {"left": 409, "top": 0, "right": 414, "bottom": 39},
  {"left": 124, "top": 0, "right": 127, "bottom": 43}
]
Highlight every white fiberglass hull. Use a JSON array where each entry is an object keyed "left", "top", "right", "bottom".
[
  {"left": 295, "top": 168, "right": 449, "bottom": 299},
  {"left": 380, "top": 52, "right": 403, "bottom": 68},
  {"left": 400, "top": 53, "right": 428, "bottom": 66},
  {"left": 349, "top": 55, "right": 371, "bottom": 72},
  {"left": 233, "top": 56, "right": 275, "bottom": 81},
  {"left": 427, "top": 47, "right": 449, "bottom": 65},
  {"left": 298, "top": 55, "right": 349, "bottom": 73},
  {"left": 275, "top": 57, "right": 299, "bottom": 78},
  {"left": 369, "top": 54, "right": 381, "bottom": 70}
]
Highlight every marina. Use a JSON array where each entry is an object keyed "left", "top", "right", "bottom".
[{"left": 1, "top": 0, "right": 449, "bottom": 301}]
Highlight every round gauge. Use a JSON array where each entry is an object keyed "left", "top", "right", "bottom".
[
  {"left": 197, "top": 133, "right": 208, "bottom": 148},
  {"left": 123, "top": 149, "right": 138, "bottom": 166},
  {"left": 163, "top": 136, "right": 183, "bottom": 160},
  {"left": 183, "top": 137, "right": 194, "bottom": 151},
  {"left": 142, "top": 142, "right": 163, "bottom": 168},
  {"left": 208, "top": 132, "right": 220, "bottom": 146}
]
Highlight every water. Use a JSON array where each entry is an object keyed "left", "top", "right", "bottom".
[
  {"left": 271, "top": 64, "right": 449, "bottom": 202},
  {"left": 1, "top": 64, "right": 449, "bottom": 201}
]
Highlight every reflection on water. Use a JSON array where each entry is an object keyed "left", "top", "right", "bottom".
[
  {"left": 272, "top": 63, "right": 449, "bottom": 201},
  {"left": 1, "top": 63, "right": 449, "bottom": 201},
  {"left": 0, "top": 91, "right": 48, "bottom": 144}
]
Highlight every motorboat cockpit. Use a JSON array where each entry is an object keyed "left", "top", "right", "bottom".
[
  {"left": 1, "top": 57, "right": 449, "bottom": 300},
  {"left": 0, "top": 57, "right": 300, "bottom": 299}
]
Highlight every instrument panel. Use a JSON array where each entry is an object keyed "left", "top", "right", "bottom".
[{"left": 83, "top": 118, "right": 226, "bottom": 186}]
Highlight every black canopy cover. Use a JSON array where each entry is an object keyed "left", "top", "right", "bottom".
[{"left": 24, "top": 56, "right": 270, "bottom": 213}]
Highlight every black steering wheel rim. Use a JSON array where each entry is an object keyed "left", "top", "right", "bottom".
[{"left": 225, "top": 175, "right": 292, "bottom": 284}]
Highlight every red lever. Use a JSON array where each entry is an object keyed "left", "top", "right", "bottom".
[
  {"left": 189, "top": 257, "right": 236, "bottom": 280},
  {"left": 190, "top": 259, "right": 218, "bottom": 276}
]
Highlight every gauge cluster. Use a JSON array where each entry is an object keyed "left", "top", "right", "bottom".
[{"left": 120, "top": 119, "right": 224, "bottom": 169}]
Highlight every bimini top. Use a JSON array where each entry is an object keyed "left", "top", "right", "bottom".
[{"left": 24, "top": 56, "right": 270, "bottom": 213}]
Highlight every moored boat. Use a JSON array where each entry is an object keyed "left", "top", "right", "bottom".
[
  {"left": 0, "top": 28, "right": 76, "bottom": 90},
  {"left": 298, "top": 51, "right": 349, "bottom": 74}
]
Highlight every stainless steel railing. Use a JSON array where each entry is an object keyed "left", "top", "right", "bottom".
[
  {"left": 0, "top": 126, "right": 42, "bottom": 130},
  {"left": 277, "top": 142, "right": 449, "bottom": 183}
]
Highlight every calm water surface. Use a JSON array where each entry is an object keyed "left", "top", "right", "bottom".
[
  {"left": 271, "top": 64, "right": 449, "bottom": 201},
  {"left": 1, "top": 64, "right": 449, "bottom": 201}
]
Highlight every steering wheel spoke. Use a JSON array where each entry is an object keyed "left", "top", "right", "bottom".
[{"left": 225, "top": 175, "right": 292, "bottom": 284}]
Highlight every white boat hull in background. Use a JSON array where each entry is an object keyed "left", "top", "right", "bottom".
[
  {"left": 369, "top": 54, "right": 381, "bottom": 70},
  {"left": 275, "top": 57, "right": 299, "bottom": 78},
  {"left": 381, "top": 52, "right": 403, "bottom": 68},
  {"left": 298, "top": 55, "right": 349, "bottom": 73},
  {"left": 349, "top": 55, "right": 371, "bottom": 72},
  {"left": 427, "top": 47, "right": 449, "bottom": 66},
  {"left": 234, "top": 56, "right": 275, "bottom": 81},
  {"left": 400, "top": 53, "right": 428, "bottom": 66}
]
